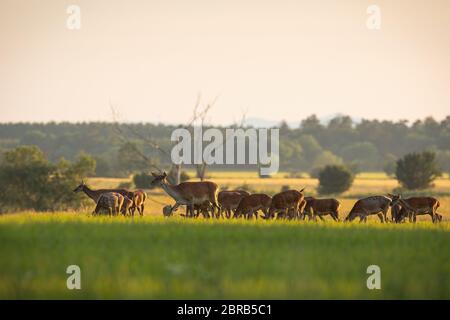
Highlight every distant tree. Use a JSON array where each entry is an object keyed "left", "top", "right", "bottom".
[
  {"left": 436, "top": 150, "right": 450, "bottom": 175},
  {"left": 395, "top": 151, "right": 441, "bottom": 190},
  {"left": 340, "top": 142, "right": 379, "bottom": 170},
  {"left": 318, "top": 165, "right": 354, "bottom": 195},
  {"left": 383, "top": 154, "right": 397, "bottom": 177},
  {"left": 0, "top": 146, "right": 95, "bottom": 212}
]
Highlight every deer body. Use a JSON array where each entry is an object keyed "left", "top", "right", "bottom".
[
  {"left": 345, "top": 195, "right": 395, "bottom": 223},
  {"left": 303, "top": 197, "right": 340, "bottom": 221},
  {"left": 151, "top": 172, "right": 220, "bottom": 217},
  {"left": 218, "top": 190, "right": 250, "bottom": 218},
  {"left": 131, "top": 189, "right": 147, "bottom": 216},
  {"left": 268, "top": 189, "right": 305, "bottom": 219},
  {"left": 93, "top": 192, "right": 124, "bottom": 216},
  {"left": 235, "top": 193, "right": 272, "bottom": 219},
  {"left": 392, "top": 197, "right": 440, "bottom": 223}
]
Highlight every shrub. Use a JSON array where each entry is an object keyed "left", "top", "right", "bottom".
[
  {"left": 133, "top": 172, "right": 154, "bottom": 189},
  {"left": 395, "top": 151, "right": 441, "bottom": 190},
  {"left": 318, "top": 165, "right": 354, "bottom": 195}
]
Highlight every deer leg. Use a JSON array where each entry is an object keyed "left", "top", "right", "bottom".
[
  {"left": 331, "top": 211, "right": 339, "bottom": 222},
  {"left": 377, "top": 213, "right": 385, "bottom": 223}
]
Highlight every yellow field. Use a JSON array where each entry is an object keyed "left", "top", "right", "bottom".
[{"left": 86, "top": 172, "right": 450, "bottom": 222}]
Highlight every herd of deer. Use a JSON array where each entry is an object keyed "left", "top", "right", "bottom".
[{"left": 73, "top": 172, "right": 443, "bottom": 223}]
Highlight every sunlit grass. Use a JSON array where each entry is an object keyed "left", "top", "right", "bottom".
[{"left": 0, "top": 213, "right": 449, "bottom": 299}]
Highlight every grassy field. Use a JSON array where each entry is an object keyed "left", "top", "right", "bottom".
[
  {"left": 0, "top": 214, "right": 449, "bottom": 299},
  {"left": 1, "top": 172, "right": 449, "bottom": 299}
]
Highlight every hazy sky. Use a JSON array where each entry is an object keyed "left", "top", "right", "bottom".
[{"left": 0, "top": 0, "right": 449, "bottom": 125}]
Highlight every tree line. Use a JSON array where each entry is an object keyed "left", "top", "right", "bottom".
[{"left": 0, "top": 115, "right": 448, "bottom": 177}]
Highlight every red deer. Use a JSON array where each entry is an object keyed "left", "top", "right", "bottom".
[
  {"left": 150, "top": 172, "right": 220, "bottom": 218},
  {"left": 303, "top": 197, "right": 340, "bottom": 221},
  {"left": 390, "top": 196, "right": 441, "bottom": 223},
  {"left": 121, "top": 196, "right": 134, "bottom": 216},
  {"left": 345, "top": 195, "right": 399, "bottom": 223},
  {"left": 268, "top": 189, "right": 305, "bottom": 219},
  {"left": 131, "top": 189, "right": 147, "bottom": 216},
  {"left": 234, "top": 194, "right": 272, "bottom": 219},
  {"left": 93, "top": 192, "right": 124, "bottom": 216},
  {"left": 73, "top": 180, "right": 134, "bottom": 203},
  {"left": 218, "top": 190, "right": 250, "bottom": 218}
]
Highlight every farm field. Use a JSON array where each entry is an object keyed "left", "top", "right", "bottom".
[{"left": 1, "top": 172, "right": 449, "bottom": 299}]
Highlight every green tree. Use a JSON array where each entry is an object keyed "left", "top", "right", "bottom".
[
  {"left": 0, "top": 146, "right": 95, "bottom": 212},
  {"left": 318, "top": 165, "right": 354, "bottom": 195},
  {"left": 395, "top": 151, "right": 441, "bottom": 190}
]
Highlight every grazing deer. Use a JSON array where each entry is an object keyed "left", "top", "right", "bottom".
[
  {"left": 150, "top": 172, "right": 220, "bottom": 218},
  {"left": 268, "top": 189, "right": 305, "bottom": 219},
  {"left": 121, "top": 196, "right": 134, "bottom": 216},
  {"left": 218, "top": 190, "right": 250, "bottom": 218},
  {"left": 93, "top": 192, "right": 124, "bottom": 216},
  {"left": 390, "top": 196, "right": 441, "bottom": 223},
  {"left": 303, "top": 197, "right": 340, "bottom": 221},
  {"left": 234, "top": 193, "right": 272, "bottom": 219},
  {"left": 73, "top": 180, "right": 134, "bottom": 203},
  {"left": 131, "top": 189, "right": 147, "bottom": 216},
  {"left": 344, "top": 195, "right": 399, "bottom": 223}
]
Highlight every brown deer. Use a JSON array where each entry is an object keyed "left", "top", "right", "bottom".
[
  {"left": 131, "top": 189, "right": 147, "bottom": 216},
  {"left": 73, "top": 180, "right": 134, "bottom": 203},
  {"left": 234, "top": 193, "right": 272, "bottom": 219},
  {"left": 93, "top": 192, "right": 124, "bottom": 216},
  {"left": 345, "top": 195, "right": 399, "bottom": 223},
  {"left": 150, "top": 172, "right": 220, "bottom": 217},
  {"left": 390, "top": 195, "right": 441, "bottom": 223},
  {"left": 303, "top": 197, "right": 340, "bottom": 221},
  {"left": 218, "top": 190, "right": 250, "bottom": 218},
  {"left": 121, "top": 196, "right": 134, "bottom": 216},
  {"left": 268, "top": 189, "right": 305, "bottom": 219}
]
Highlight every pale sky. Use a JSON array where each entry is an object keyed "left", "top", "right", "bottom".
[{"left": 0, "top": 0, "right": 449, "bottom": 125}]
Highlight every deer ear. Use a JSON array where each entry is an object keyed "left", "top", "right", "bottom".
[
  {"left": 299, "top": 188, "right": 305, "bottom": 193},
  {"left": 163, "top": 171, "right": 167, "bottom": 177},
  {"left": 387, "top": 193, "right": 394, "bottom": 198},
  {"left": 151, "top": 172, "right": 158, "bottom": 177}
]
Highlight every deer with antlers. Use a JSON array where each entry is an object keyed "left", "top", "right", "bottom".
[{"left": 150, "top": 172, "right": 220, "bottom": 217}]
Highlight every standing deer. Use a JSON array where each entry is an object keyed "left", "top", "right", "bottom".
[
  {"left": 73, "top": 180, "right": 134, "bottom": 203},
  {"left": 131, "top": 189, "right": 147, "bottom": 216},
  {"left": 150, "top": 172, "right": 220, "bottom": 217},
  {"left": 218, "top": 190, "right": 250, "bottom": 218},
  {"left": 234, "top": 193, "right": 272, "bottom": 219},
  {"left": 303, "top": 197, "right": 340, "bottom": 221},
  {"left": 268, "top": 189, "right": 305, "bottom": 219},
  {"left": 93, "top": 192, "right": 124, "bottom": 216},
  {"left": 121, "top": 196, "right": 134, "bottom": 216},
  {"left": 390, "top": 195, "right": 441, "bottom": 223},
  {"left": 344, "top": 195, "right": 399, "bottom": 223}
]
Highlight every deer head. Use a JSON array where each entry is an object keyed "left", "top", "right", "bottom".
[
  {"left": 73, "top": 180, "right": 86, "bottom": 192},
  {"left": 151, "top": 171, "right": 168, "bottom": 187},
  {"left": 387, "top": 193, "right": 401, "bottom": 207}
]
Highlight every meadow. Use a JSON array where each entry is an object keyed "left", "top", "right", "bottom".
[{"left": 0, "top": 172, "right": 449, "bottom": 299}]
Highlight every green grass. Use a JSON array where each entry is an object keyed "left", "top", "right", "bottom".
[{"left": 0, "top": 213, "right": 449, "bottom": 299}]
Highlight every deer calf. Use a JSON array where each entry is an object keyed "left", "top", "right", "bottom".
[
  {"left": 218, "top": 190, "right": 250, "bottom": 218},
  {"left": 131, "top": 189, "right": 147, "bottom": 217}
]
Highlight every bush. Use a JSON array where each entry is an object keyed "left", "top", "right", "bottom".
[
  {"left": 133, "top": 172, "right": 154, "bottom": 189},
  {"left": 395, "top": 151, "right": 441, "bottom": 190},
  {"left": 0, "top": 146, "right": 95, "bottom": 212},
  {"left": 318, "top": 165, "right": 354, "bottom": 195}
]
